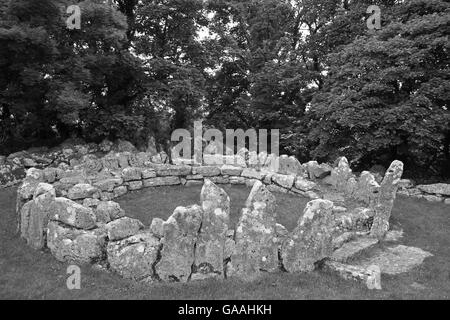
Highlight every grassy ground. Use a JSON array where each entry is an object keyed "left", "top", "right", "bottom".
[{"left": 0, "top": 185, "right": 449, "bottom": 300}]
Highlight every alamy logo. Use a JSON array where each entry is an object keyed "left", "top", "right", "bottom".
[
  {"left": 171, "top": 121, "right": 280, "bottom": 166},
  {"left": 66, "top": 5, "right": 81, "bottom": 30},
  {"left": 367, "top": 5, "right": 381, "bottom": 30},
  {"left": 65, "top": 4, "right": 382, "bottom": 31}
]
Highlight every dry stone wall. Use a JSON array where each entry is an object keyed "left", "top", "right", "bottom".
[{"left": 13, "top": 140, "right": 412, "bottom": 287}]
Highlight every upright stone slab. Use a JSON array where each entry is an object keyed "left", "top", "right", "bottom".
[
  {"left": 231, "top": 181, "right": 279, "bottom": 280},
  {"left": 370, "top": 161, "right": 404, "bottom": 239},
  {"left": 20, "top": 183, "right": 56, "bottom": 249},
  {"left": 281, "top": 199, "right": 335, "bottom": 273},
  {"left": 353, "top": 171, "right": 380, "bottom": 206},
  {"left": 193, "top": 180, "right": 230, "bottom": 279},
  {"left": 155, "top": 205, "right": 203, "bottom": 282}
]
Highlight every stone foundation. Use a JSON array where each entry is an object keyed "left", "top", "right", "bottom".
[{"left": 11, "top": 141, "right": 415, "bottom": 289}]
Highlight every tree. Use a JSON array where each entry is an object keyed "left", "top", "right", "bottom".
[{"left": 307, "top": 0, "right": 450, "bottom": 175}]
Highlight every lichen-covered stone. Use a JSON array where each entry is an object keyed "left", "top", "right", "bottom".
[
  {"left": 154, "top": 164, "right": 191, "bottom": 176},
  {"left": 143, "top": 176, "right": 181, "bottom": 187},
  {"left": 221, "top": 165, "right": 243, "bottom": 176},
  {"left": 46, "top": 221, "right": 107, "bottom": 263},
  {"left": 192, "top": 166, "right": 221, "bottom": 177},
  {"left": 370, "top": 161, "right": 404, "bottom": 239},
  {"left": 305, "top": 161, "right": 332, "bottom": 180},
  {"left": 50, "top": 197, "right": 97, "bottom": 229},
  {"left": 231, "top": 181, "right": 279, "bottom": 280},
  {"left": 278, "top": 155, "right": 305, "bottom": 176},
  {"left": 20, "top": 183, "right": 56, "bottom": 249},
  {"left": 330, "top": 157, "right": 353, "bottom": 192},
  {"left": 417, "top": 183, "right": 450, "bottom": 196},
  {"left": 150, "top": 218, "right": 164, "bottom": 238},
  {"left": 193, "top": 180, "right": 230, "bottom": 278},
  {"left": 281, "top": 199, "right": 335, "bottom": 273},
  {"left": 353, "top": 171, "right": 380, "bottom": 206},
  {"left": 272, "top": 174, "right": 295, "bottom": 189},
  {"left": 156, "top": 205, "right": 203, "bottom": 282},
  {"left": 67, "top": 183, "right": 99, "bottom": 200},
  {"left": 107, "top": 231, "right": 160, "bottom": 281},
  {"left": 95, "top": 201, "right": 125, "bottom": 223},
  {"left": 105, "top": 217, "right": 144, "bottom": 241},
  {"left": 122, "top": 167, "right": 142, "bottom": 182},
  {"left": 293, "top": 177, "right": 316, "bottom": 192}
]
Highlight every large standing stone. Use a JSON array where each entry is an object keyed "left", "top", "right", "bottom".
[
  {"left": 67, "top": 183, "right": 99, "bottom": 200},
  {"left": 50, "top": 198, "right": 97, "bottom": 230},
  {"left": 231, "top": 181, "right": 279, "bottom": 280},
  {"left": 353, "top": 171, "right": 380, "bottom": 206},
  {"left": 370, "top": 161, "right": 404, "bottom": 239},
  {"left": 193, "top": 180, "right": 230, "bottom": 279},
  {"left": 107, "top": 231, "right": 161, "bottom": 281},
  {"left": 281, "top": 199, "right": 335, "bottom": 273},
  {"left": 155, "top": 205, "right": 203, "bottom": 282},
  {"left": 47, "top": 221, "right": 107, "bottom": 264},
  {"left": 20, "top": 183, "right": 56, "bottom": 249}
]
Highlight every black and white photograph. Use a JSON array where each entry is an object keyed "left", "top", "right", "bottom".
[{"left": 0, "top": 0, "right": 449, "bottom": 305}]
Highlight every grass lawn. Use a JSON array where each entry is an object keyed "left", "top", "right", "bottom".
[{"left": 0, "top": 185, "right": 449, "bottom": 300}]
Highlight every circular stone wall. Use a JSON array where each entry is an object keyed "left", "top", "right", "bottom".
[{"left": 15, "top": 149, "right": 404, "bottom": 285}]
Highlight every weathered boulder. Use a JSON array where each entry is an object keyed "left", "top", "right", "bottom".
[
  {"left": 150, "top": 218, "right": 164, "bottom": 238},
  {"left": 329, "top": 157, "right": 353, "bottom": 191},
  {"left": 107, "top": 231, "right": 161, "bottom": 281},
  {"left": 122, "top": 167, "right": 142, "bottom": 182},
  {"left": 193, "top": 180, "right": 230, "bottom": 279},
  {"left": 50, "top": 198, "right": 97, "bottom": 230},
  {"left": 155, "top": 205, "right": 203, "bottom": 282},
  {"left": 272, "top": 174, "right": 295, "bottom": 189},
  {"left": 192, "top": 166, "right": 221, "bottom": 177},
  {"left": 99, "top": 139, "right": 114, "bottom": 153},
  {"left": 231, "top": 181, "right": 279, "bottom": 280},
  {"left": 67, "top": 183, "right": 99, "bottom": 200},
  {"left": 94, "top": 201, "right": 125, "bottom": 223},
  {"left": 105, "top": 217, "right": 144, "bottom": 241},
  {"left": 370, "top": 161, "right": 404, "bottom": 239},
  {"left": 278, "top": 155, "right": 305, "bottom": 176},
  {"left": 281, "top": 199, "right": 335, "bottom": 273},
  {"left": 46, "top": 221, "right": 107, "bottom": 263},
  {"left": 93, "top": 178, "right": 123, "bottom": 192}
]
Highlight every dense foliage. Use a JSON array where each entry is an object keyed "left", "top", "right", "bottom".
[{"left": 0, "top": 0, "right": 449, "bottom": 177}]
